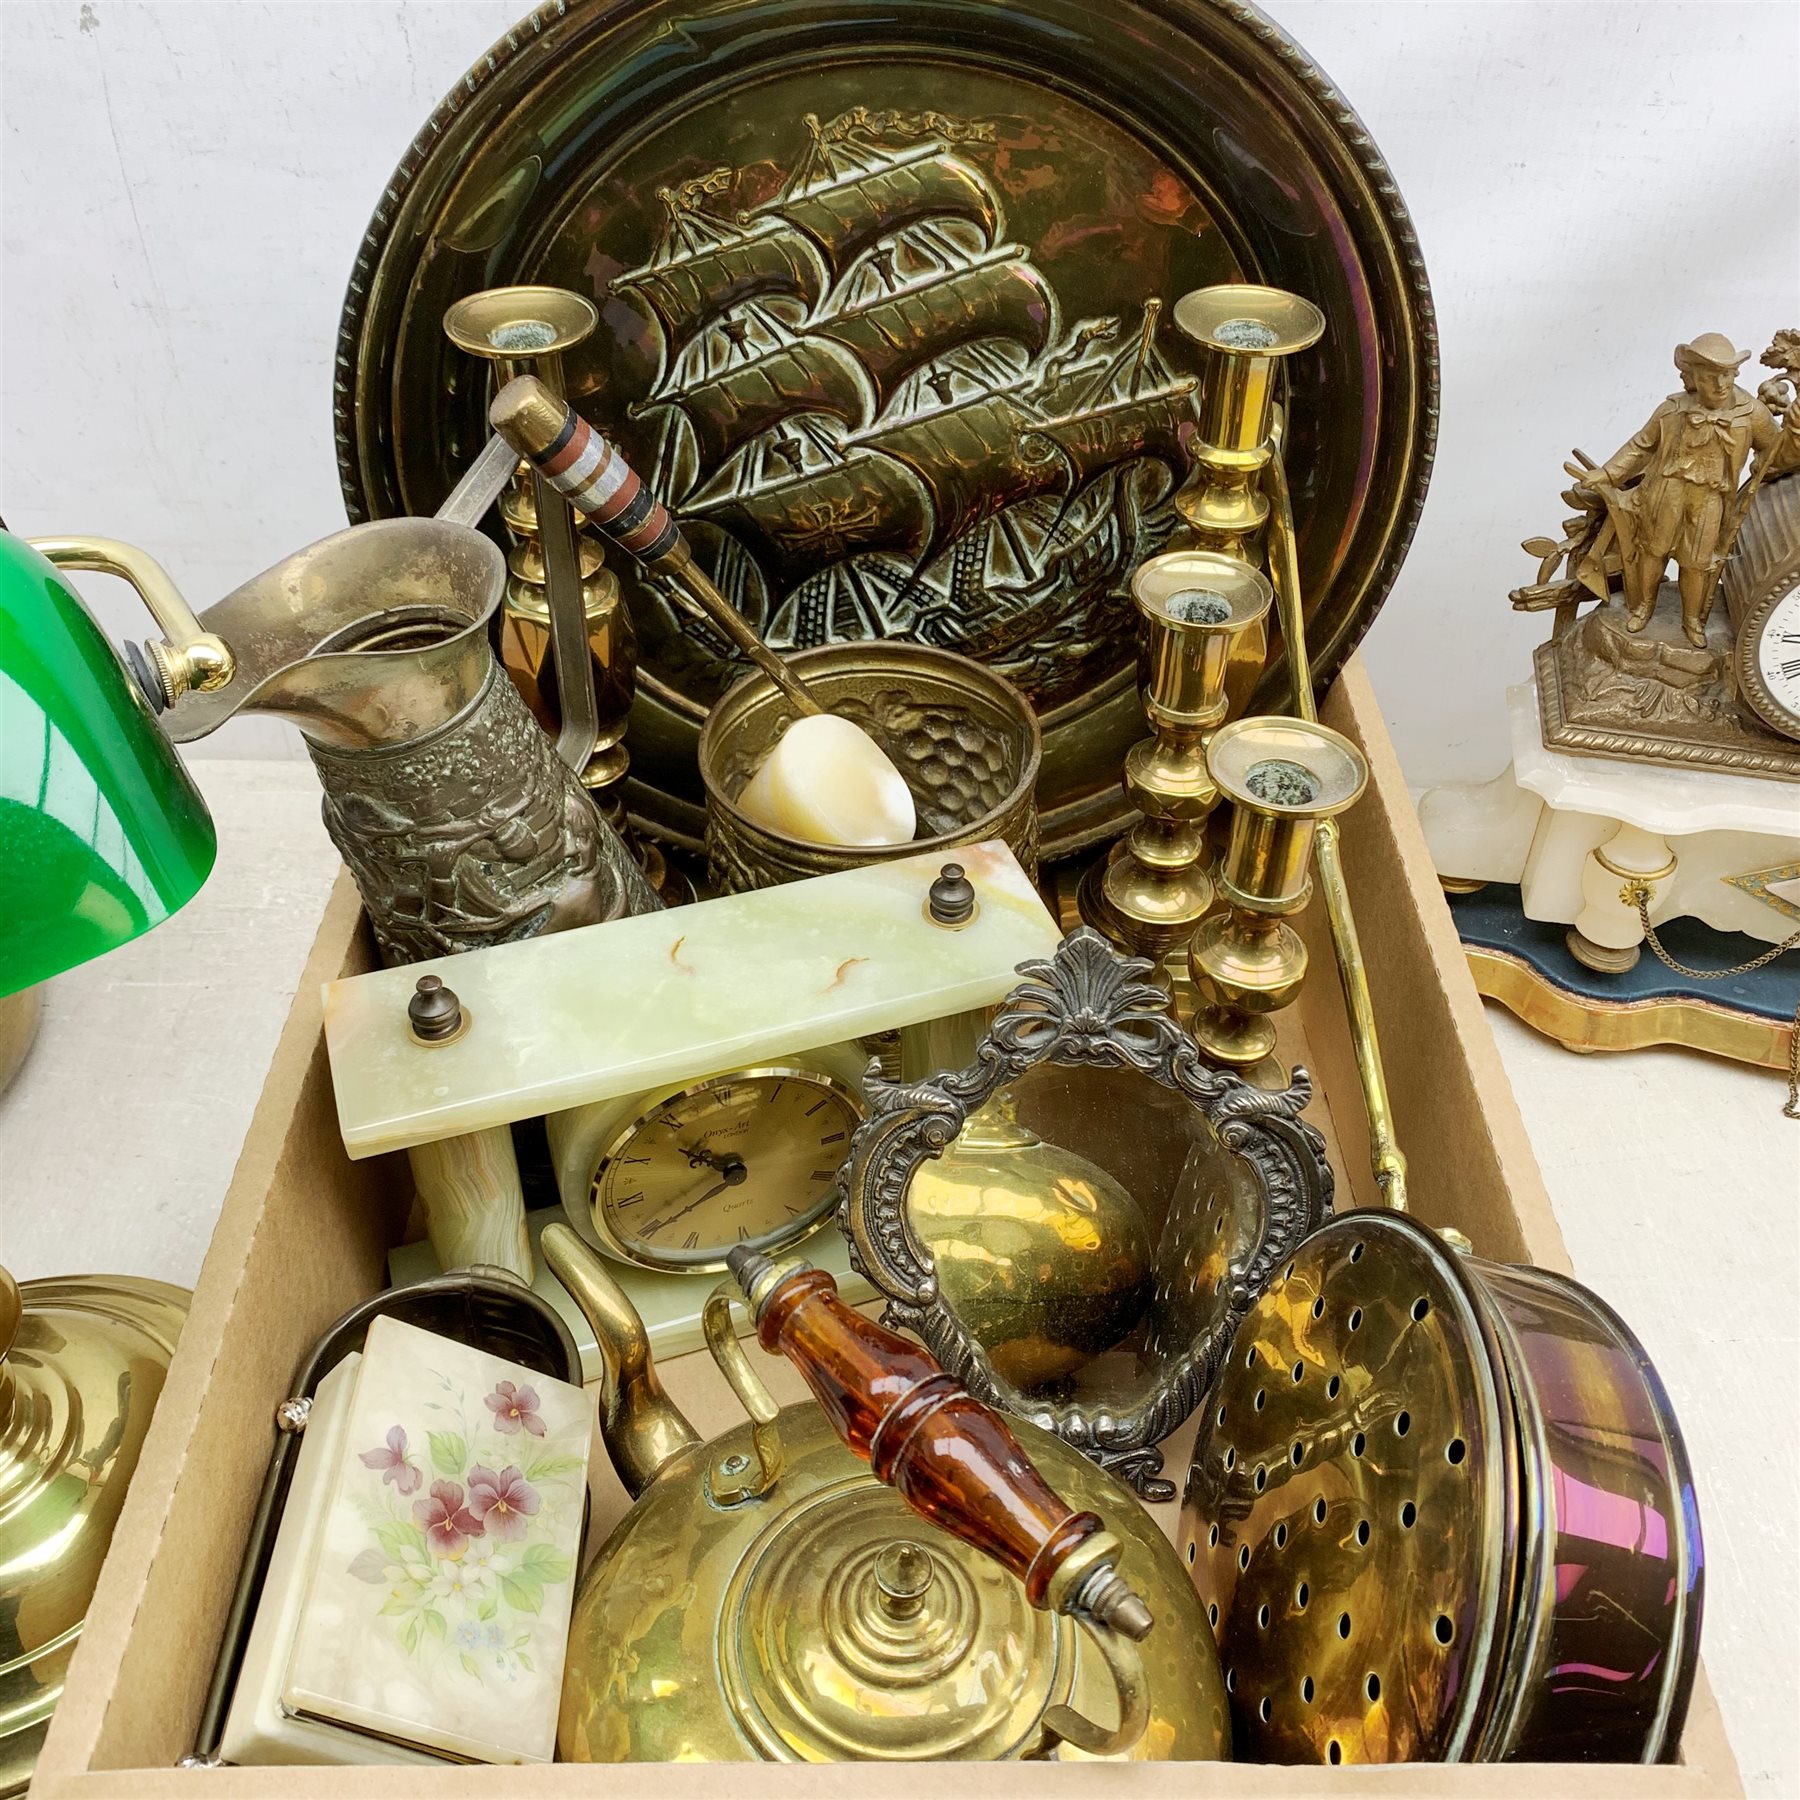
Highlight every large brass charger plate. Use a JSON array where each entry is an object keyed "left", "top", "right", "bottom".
[{"left": 335, "top": 0, "right": 1436, "bottom": 860}]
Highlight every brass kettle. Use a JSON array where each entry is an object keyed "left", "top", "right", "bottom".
[{"left": 541, "top": 1226, "right": 1228, "bottom": 1763}]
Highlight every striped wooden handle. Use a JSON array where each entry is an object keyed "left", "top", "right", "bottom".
[
  {"left": 490, "top": 375, "right": 825, "bottom": 717},
  {"left": 489, "top": 376, "right": 684, "bottom": 569}
]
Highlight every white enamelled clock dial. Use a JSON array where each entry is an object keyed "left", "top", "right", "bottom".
[{"left": 1742, "top": 583, "right": 1800, "bottom": 740}]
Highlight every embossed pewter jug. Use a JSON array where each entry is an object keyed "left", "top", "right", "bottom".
[
  {"left": 34, "top": 520, "right": 655, "bottom": 964},
  {"left": 540, "top": 1226, "right": 1230, "bottom": 1763}
]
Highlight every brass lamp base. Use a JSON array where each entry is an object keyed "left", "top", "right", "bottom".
[
  {"left": 0, "top": 987, "right": 40, "bottom": 1095},
  {"left": 2, "top": 1267, "right": 187, "bottom": 1795}
]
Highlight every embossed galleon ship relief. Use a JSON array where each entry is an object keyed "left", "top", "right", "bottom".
[
  {"left": 613, "top": 107, "right": 1199, "bottom": 712},
  {"left": 336, "top": 0, "right": 1439, "bottom": 860}
]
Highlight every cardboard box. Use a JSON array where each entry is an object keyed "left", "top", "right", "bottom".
[{"left": 32, "top": 661, "right": 1740, "bottom": 1797}]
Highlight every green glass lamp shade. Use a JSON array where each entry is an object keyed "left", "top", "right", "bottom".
[{"left": 0, "top": 532, "right": 215, "bottom": 1000}]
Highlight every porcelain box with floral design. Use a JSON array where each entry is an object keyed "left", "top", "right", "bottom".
[{"left": 220, "top": 1316, "right": 590, "bottom": 1766}]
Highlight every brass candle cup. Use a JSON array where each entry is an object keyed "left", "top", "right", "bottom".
[
  {"left": 443, "top": 283, "right": 598, "bottom": 376},
  {"left": 1170, "top": 284, "right": 1326, "bottom": 558},
  {"left": 1188, "top": 717, "right": 1368, "bottom": 1067},
  {"left": 1079, "top": 551, "right": 1273, "bottom": 960},
  {"left": 699, "top": 643, "right": 1040, "bottom": 892}
]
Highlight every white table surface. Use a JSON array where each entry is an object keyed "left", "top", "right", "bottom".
[{"left": 1, "top": 758, "right": 1795, "bottom": 1793}]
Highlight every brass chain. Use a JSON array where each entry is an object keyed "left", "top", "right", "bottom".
[{"left": 1626, "top": 883, "right": 1800, "bottom": 1120}]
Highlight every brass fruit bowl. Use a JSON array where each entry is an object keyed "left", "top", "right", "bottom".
[{"left": 700, "top": 643, "right": 1041, "bottom": 892}]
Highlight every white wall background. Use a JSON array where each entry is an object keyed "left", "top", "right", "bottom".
[{"left": 2, "top": 0, "right": 1797, "bottom": 778}]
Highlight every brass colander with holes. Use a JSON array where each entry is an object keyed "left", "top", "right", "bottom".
[{"left": 1179, "top": 1210, "right": 1704, "bottom": 1765}]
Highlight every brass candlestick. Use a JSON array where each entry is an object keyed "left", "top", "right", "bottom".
[
  {"left": 1188, "top": 717, "right": 1368, "bottom": 1067},
  {"left": 445, "top": 287, "right": 682, "bottom": 901},
  {"left": 446, "top": 288, "right": 615, "bottom": 766},
  {"left": 1178, "top": 280, "right": 1411, "bottom": 1207},
  {"left": 1169, "top": 285, "right": 1326, "bottom": 559},
  {"left": 1079, "top": 551, "right": 1272, "bottom": 960}
]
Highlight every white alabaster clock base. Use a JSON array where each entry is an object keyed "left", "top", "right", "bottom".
[{"left": 1419, "top": 683, "right": 1800, "bottom": 960}]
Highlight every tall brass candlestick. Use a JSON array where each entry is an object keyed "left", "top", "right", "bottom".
[
  {"left": 1169, "top": 286, "right": 1325, "bottom": 560},
  {"left": 1178, "top": 281, "right": 1410, "bottom": 1210},
  {"left": 1078, "top": 551, "right": 1271, "bottom": 960},
  {"left": 445, "top": 287, "right": 682, "bottom": 902},
  {"left": 444, "top": 288, "right": 604, "bottom": 766},
  {"left": 1188, "top": 718, "right": 1367, "bottom": 1068}
]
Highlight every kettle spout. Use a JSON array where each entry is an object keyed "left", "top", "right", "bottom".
[{"left": 540, "top": 1224, "right": 699, "bottom": 1498}]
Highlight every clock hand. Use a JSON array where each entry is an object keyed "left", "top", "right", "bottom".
[
  {"left": 676, "top": 1144, "right": 750, "bottom": 1182},
  {"left": 676, "top": 1144, "right": 748, "bottom": 1188},
  {"left": 656, "top": 1177, "right": 734, "bottom": 1231},
  {"left": 680, "top": 1142, "right": 741, "bottom": 1175}
]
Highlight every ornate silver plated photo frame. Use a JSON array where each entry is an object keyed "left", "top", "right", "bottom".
[{"left": 841, "top": 929, "right": 1333, "bottom": 1497}]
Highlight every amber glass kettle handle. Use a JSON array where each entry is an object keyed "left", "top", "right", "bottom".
[{"left": 727, "top": 1248, "right": 1153, "bottom": 1642}]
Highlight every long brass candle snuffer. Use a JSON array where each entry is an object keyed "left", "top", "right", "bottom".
[
  {"left": 1077, "top": 551, "right": 1272, "bottom": 964},
  {"left": 1179, "top": 282, "right": 1409, "bottom": 1210},
  {"left": 1262, "top": 446, "right": 1410, "bottom": 1209},
  {"left": 444, "top": 287, "right": 686, "bottom": 903}
]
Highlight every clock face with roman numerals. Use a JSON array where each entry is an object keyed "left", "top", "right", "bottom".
[
  {"left": 1747, "top": 585, "right": 1800, "bottom": 741},
  {"left": 590, "top": 1067, "right": 863, "bottom": 1272}
]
